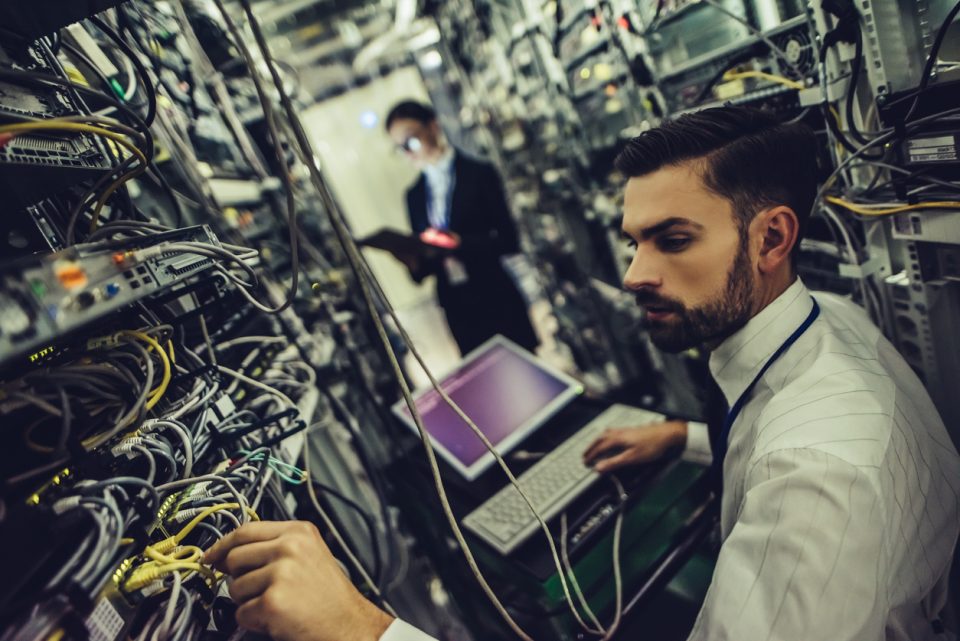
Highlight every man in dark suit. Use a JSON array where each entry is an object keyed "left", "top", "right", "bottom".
[{"left": 384, "top": 100, "right": 538, "bottom": 355}]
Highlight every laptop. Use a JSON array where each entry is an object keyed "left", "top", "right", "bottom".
[
  {"left": 392, "top": 335, "right": 666, "bottom": 554},
  {"left": 390, "top": 335, "right": 584, "bottom": 481}
]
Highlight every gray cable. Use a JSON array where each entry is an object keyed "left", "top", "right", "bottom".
[
  {"left": 225, "top": 2, "right": 604, "bottom": 633},
  {"left": 131, "top": 444, "right": 158, "bottom": 484},
  {"left": 698, "top": 0, "right": 801, "bottom": 75}
]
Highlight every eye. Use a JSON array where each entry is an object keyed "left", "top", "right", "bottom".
[
  {"left": 657, "top": 235, "right": 691, "bottom": 252},
  {"left": 624, "top": 237, "right": 638, "bottom": 249}
]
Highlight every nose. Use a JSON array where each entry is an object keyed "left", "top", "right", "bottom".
[{"left": 622, "top": 247, "right": 662, "bottom": 291}]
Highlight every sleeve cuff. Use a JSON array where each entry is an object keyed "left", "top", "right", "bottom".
[
  {"left": 379, "top": 619, "right": 440, "bottom": 641},
  {"left": 682, "top": 421, "right": 713, "bottom": 467}
]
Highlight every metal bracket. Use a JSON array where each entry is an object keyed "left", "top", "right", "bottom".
[{"left": 838, "top": 256, "right": 885, "bottom": 279}]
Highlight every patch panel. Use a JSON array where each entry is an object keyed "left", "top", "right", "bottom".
[{"left": 0, "top": 225, "right": 222, "bottom": 371}]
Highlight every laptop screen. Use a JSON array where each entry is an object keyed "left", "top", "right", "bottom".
[{"left": 392, "top": 336, "right": 583, "bottom": 480}]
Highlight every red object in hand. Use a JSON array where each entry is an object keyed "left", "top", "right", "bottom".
[{"left": 419, "top": 227, "right": 460, "bottom": 249}]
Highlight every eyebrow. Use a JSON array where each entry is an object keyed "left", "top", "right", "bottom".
[{"left": 622, "top": 217, "right": 704, "bottom": 240}]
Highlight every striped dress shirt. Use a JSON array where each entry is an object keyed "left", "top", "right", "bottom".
[
  {"left": 380, "top": 279, "right": 960, "bottom": 641},
  {"left": 684, "top": 278, "right": 960, "bottom": 641}
]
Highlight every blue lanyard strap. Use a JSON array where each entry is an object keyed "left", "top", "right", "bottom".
[{"left": 713, "top": 297, "right": 821, "bottom": 469}]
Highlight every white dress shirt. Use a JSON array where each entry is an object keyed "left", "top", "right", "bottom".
[
  {"left": 684, "top": 278, "right": 960, "bottom": 641},
  {"left": 380, "top": 279, "right": 960, "bottom": 641},
  {"left": 423, "top": 147, "right": 456, "bottom": 230}
]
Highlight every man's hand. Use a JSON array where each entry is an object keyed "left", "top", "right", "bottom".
[
  {"left": 203, "top": 521, "right": 393, "bottom": 641},
  {"left": 394, "top": 251, "right": 421, "bottom": 272},
  {"left": 582, "top": 421, "right": 688, "bottom": 473},
  {"left": 419, "top": 227, "right": 460, "bottom": 249}
]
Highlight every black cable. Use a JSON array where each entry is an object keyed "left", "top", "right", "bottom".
[
  {"left": 809, "top": 207, "right": 844, "bottom": 257},
  {"left": 815, "top": 104, "right": 960, "bottom": 217},
  {"left": 817, "top": 1, "right": 883, "bottom": 158},
  {"left": 322, "top": 387, "right": 396, "bottom": 584},
  {"left": 861, "top": 164, "right": 891, "bottom": 195},
  {"left": 47, "top": 31, "right": 62, "bottom": 54},
  {"left": 60, "top": 41, "right": 114, "bottom": 94},
  {"left": 824, "top": 105, "right": 862, "bottom": 153},
  {"left": 307, "top": 478, "right": 383, "bottom": 591},
  {"left": 845, "top": 28, "right": 872, "bottom": 146},
  {"left": 147, "top": 166, "right": 186, "bottom": 227},
  {"left": 652, "top": 0, "right": 664, "bottom": 23},
  {"left": 643, "top": 0, "right": 667, "bottom": 33},
  {"left": 40, "top": 38, "right": 94, "bottom": 118},
  {"left": 116, "top": 7, "right": 184, "bottom": 118},
  {"left": 0, "top": 69, "right": 152, "bottom": 151},
  {"left": 211, "top": 0, "right": 301, "bottom": 314},
  {"left": 55, "top": 386, "right": 71, "bottom": 454},
  {"left": 553, "top": 0, "right": 563, "bottom": 58},
  {"left": 785, "top": 107, "right": 812, "bottom": 125},
  {"left": 693, "top": 44, "right": 768, "bottom": 106},
  {"left": 598, "top": 1, "right": 650, "bottom": 89},
  {"left": 67, "top": 155, "right": 139, "bottom": 244},
  {"left": 88, "top": 15, "right": 157, "bottom": 127},
  {"left": 906, "top": 0, "right": 960, "bottom": 120},
  {"left": 40, "top": 39, "right": 139, "bottom": 220},
  {"left": 146, "top": 445, "right": 179, "bottom": 482},
  {"left": 816, "top": 42, "right": 883, "bottom": 157}
]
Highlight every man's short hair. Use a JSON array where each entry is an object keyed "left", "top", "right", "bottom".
[
  {"left": 615, "top": 106, "right": 818, "bottom": 256},
  {"left": 385, "top": 100, "right": 436, "bottom": 130}
]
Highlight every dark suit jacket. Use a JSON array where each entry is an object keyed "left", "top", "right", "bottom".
[{"left": 405, "top": 152, "right": 537, "bottom": 353}]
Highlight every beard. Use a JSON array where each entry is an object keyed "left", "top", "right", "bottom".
[{"left": 638, "top": 241, "right": 755, "bottom": 353}]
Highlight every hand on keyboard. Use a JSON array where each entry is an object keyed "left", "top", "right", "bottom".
[
  {"left": 582, "top": 420, "right": 689, "bottom": 473},
  {"left": 463, "top": 404, "right": 670, "bottom": 554}
]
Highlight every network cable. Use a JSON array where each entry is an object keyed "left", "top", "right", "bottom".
[
  {"left": 812, "top": 105, "right": 960, "bottom": 216},
  {"left": 206, "top": 0, "right": 302, "bottom": 315},
  {"left": 825, "top": 196, "right": 960, "bottom": 216},
  {"left": 216, "top": 3, "right": 628, "bottom": 637},
  {"left": 903, "top": 0, "right": 960, "bottom": 121},
  {"left": 697, "top": 0, "right": 801, "bottom": 76}
]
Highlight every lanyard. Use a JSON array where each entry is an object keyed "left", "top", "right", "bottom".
[{"left": 713, "top": 298, "right": 821, "bottom": 471}]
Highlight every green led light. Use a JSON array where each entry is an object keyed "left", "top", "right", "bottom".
[
  {"left": 30, "top": 279, "right": 46, "bottom": 298},
  {"left": 109, "top": 78, "right": 126, "bottom": 101}
]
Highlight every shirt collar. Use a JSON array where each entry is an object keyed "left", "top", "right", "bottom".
[
  {"left": 423, "top": 147, "right": 455, "bottom": 179},
  {"left": 709, "top": 278, "right": 812, "bottom": 407}
]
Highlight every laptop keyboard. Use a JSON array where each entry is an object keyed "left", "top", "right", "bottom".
[{"left": 462, "top": 403, "right": 666, "bottom": 555}]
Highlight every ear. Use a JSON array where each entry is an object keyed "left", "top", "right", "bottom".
[{"left": 753, "top": 205, "right": 799, "bottom": 275}]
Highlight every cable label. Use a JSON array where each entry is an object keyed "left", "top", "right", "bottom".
[{"left": 906, "top": 135, "right": 958, "bottom": 163}]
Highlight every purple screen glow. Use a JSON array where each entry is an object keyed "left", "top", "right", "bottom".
[{"left": 400, "top": 343, "right": 573, "bottom": 468}]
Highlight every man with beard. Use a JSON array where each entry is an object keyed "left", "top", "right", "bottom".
[{"left": 203, "top": 107, "right": 960, "bottom": 641}]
